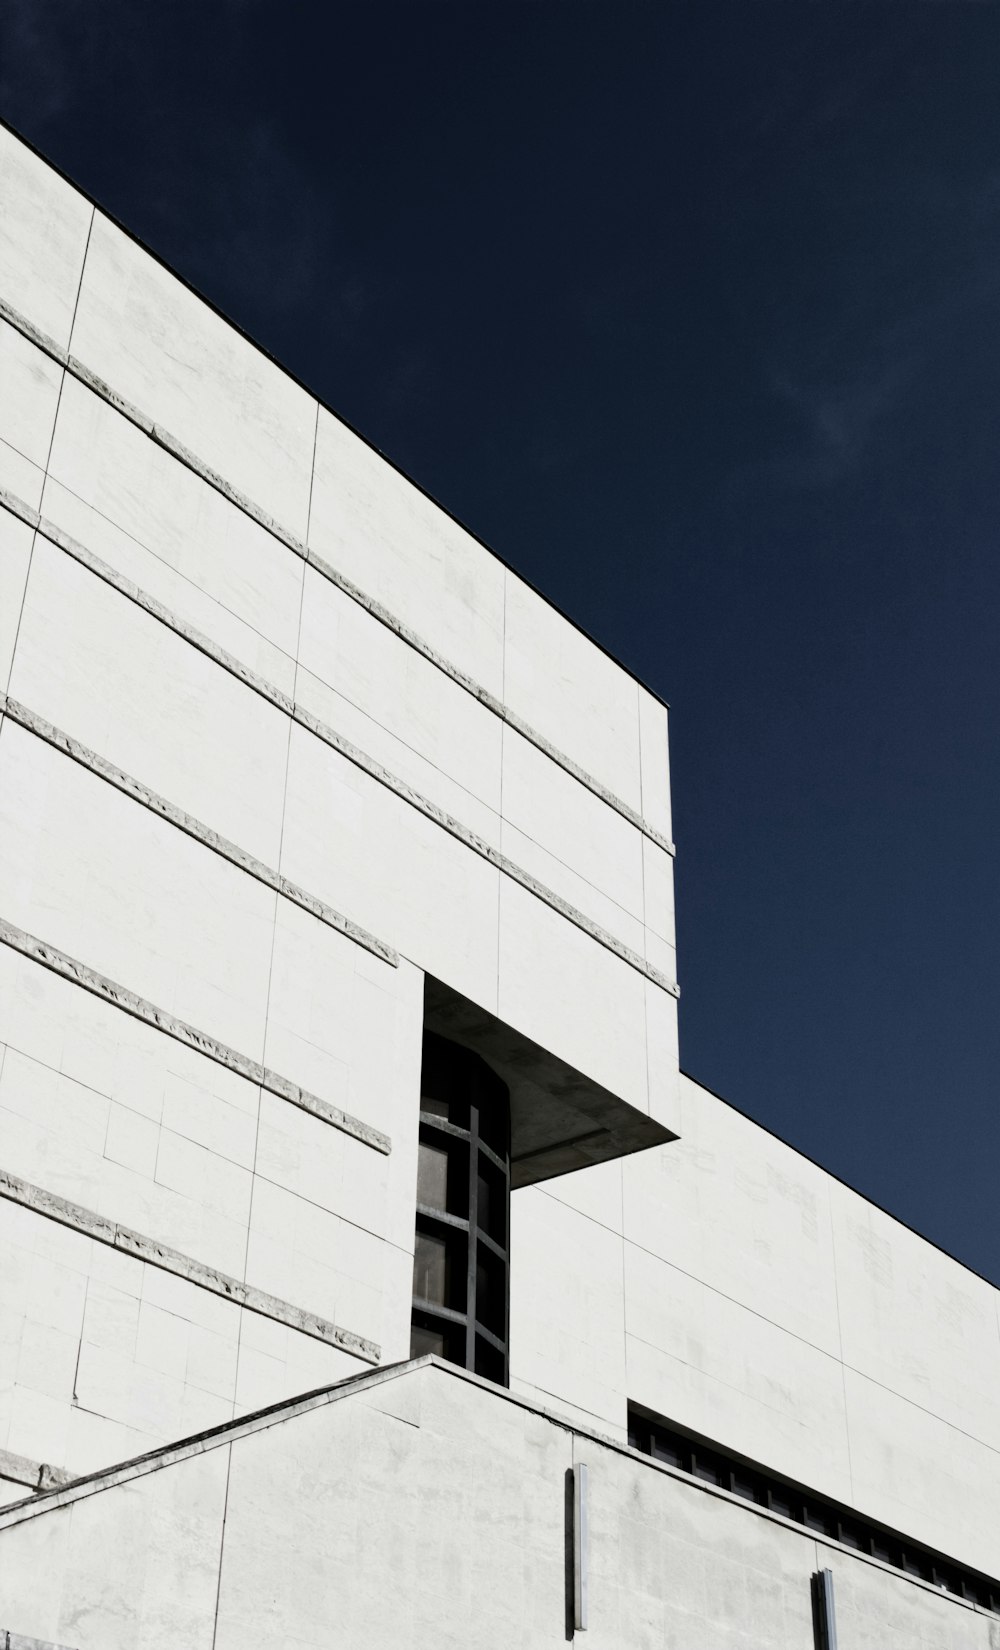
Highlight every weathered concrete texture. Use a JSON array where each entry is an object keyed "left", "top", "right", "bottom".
[
  {"left": 0, "top": 1360, "right": 991, "bottom": 1650},
  {"left": 0, "top": 486, "right": 678, "bottom": 999},
  {"left": 5, "top": 1633, "right": 80, "bottom": 1650},
  {"left": 0, "top": 1167, "right": 380, "bottom": 1363},
  {"left": 0, "top": 291, "right": 674, "bottom": 854},
  {"left": 0, "top": 1451, "right": 72, "bottom": 1495},
  {"left": 0, "top": 916, "right": 391, "bottom": 1154}
]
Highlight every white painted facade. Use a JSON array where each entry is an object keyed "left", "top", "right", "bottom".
[{"left": 0, "top": 120, "right": 996, "bottom": 1646}]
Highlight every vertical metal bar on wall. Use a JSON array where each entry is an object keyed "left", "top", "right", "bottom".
[
  {"left": 574, "top": 1463, "right": 589, "bottom": 1631},
  {"left": 813, "top": 1567, "right": 838, "bottom": 1650},
  {"left": 466, "top": 1097, "right": 479, "bottom": 1372}
]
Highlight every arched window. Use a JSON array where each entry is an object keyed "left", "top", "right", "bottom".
[{"left": 409, "top": 1031, "right": 510, "bottom": 1385}]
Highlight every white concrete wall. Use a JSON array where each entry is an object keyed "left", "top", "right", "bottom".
[
  {"left": 0, "top": 119, "right": 678, "bottom": 1486},
  {"left": 512, "top": 1071, "right": 1000, "bottom": 1580},
  {"left": 0, "top": 1361, "right": 993, "bottom": 1650}
]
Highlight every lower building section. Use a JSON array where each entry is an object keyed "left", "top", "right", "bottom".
[{"left": 0, "top": 1358, "right": 994, "bottom": 1650}]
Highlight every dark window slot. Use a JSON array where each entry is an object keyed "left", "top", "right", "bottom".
[{"left": 628, "top": 1402, "right": 1000, "bottom": 1615}]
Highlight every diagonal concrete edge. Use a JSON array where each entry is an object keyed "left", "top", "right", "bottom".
[{"left": 0, "top": 1357, "right": 426, "bottom": 1532}]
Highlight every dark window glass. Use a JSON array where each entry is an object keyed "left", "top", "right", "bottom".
[
  {"left": 411, "top": 1033, "right": 511, "bottom": 1385},
  {"left": 477, "top": 1163, "right": 507, "bottom": 1244},
  {"left": 417, "top": 1139, "right": 449, "bottom": 1211},
  {"left": 410, "top": 1319, "right": 446, "bottom": 1358},
  {"left": 803, "top": 1504, "right": 836, "bottom": 1537},
  {"left": 413, "top": 1228, "right": 458, "bottom": 1308},
  {"left": 477, "top": 1170, "right": 493, "bottom": 1233},
  {"left": 476, "top": 1078, "right": 510, "bottom": 1156},
  {"left": 475, "top": 1244, "right": 506, "bottom": 1337},
  {"left": 475, "top": 1336, "right": 505, "bottom": 1384},
  {"left": 410, "top": 1312, "right": 464, "bottom": 1363},
  {"left": 730, "top": 1471, "right": 761, "bottom": 1504},
  {"left": 420, "top": 1094, "right": 451, "bottom": 1122},
  {"left": 692, "top": 1454, "right": 724, "bottom": 1487},
  {"left": 901, "top": 1551, "right": 933, "bottom": 1582},
  {"left": 628, "top": 1417, "right": 651, "bottom": 1453},
  {"left": 650, "top": 1434, "right": 685, "bottom": 1469}
]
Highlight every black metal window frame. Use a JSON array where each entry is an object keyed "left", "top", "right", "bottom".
[
  {"left": 410, "top": 1033, "right": 511, "bottom": 1386},
  {"left": 628, "top": 1404, "right": 1000, "bottom": 1615}
]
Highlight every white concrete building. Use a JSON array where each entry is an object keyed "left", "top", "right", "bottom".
[{"left": 0, "top": 118, "right": 997, "bottom": 1648}]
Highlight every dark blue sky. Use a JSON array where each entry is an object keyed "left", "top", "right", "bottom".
[{"left": 4, "top": 3, "right": 999, "bottom": 1280}]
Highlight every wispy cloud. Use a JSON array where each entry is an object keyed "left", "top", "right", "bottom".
[{"left": 763, "top": 357, "right": 912, "bottom": 489}]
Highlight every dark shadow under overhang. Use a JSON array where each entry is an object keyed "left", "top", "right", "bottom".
[{"left": 423, "top": 976, "right": 678, "bottom": 1189}]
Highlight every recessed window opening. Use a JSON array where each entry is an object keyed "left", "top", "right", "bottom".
[
  {"left": 628, "top": 1404, "right": 1000, "bottom": 1615},
  {"left": 409, "top": 1031, "right": 511, "bottom": 1385}
]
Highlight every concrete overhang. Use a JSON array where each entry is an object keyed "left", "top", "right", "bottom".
[{"left": 423, "top": 976, "right": 678, "bottom": 1188}]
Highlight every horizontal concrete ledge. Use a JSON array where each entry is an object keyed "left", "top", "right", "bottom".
[
  {"left": 0, "top": 1167, "right": 380, "bottom": 1365},
  {"left": 0, "top": 1449, "right": 72, "bottom": 1495},
  {"left": 0, "top": 917, "right": 391, "bottom": 1155},
  {"left": 0, "top": 487, "right": 679, "bottom": 1000},
  {"left": 0, "top": 291, "right": 675, "bottom": 858},
  {"left": 3, "top": 1632, "right": 79, "bottom": 1650},
  {"left": 0, "top": 692, "right": 399, "bottom": 969}
]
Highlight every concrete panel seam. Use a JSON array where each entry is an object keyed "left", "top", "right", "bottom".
[
  {"left": 0, "top": 692, "right": 398, "bottom": 969},
  {"left": 0, "top": 1165, "right": 381, "bottom": 1363},
  {"left": 0, "top": 916, "right": 392, "bottom": 1155},
  {"left": 0, "top": 291, "right": 675, "bottom": 855},
  {"left": 0, "top": 486, "right": 680, "bottom": 999}
]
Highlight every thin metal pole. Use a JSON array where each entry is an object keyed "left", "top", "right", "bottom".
[
  {"left": 815, "top": 1568, "right": 838, "bottom": 1650},
  {"left": 574, "top": 1463, "right": 589, "bottom": 1631},
  {"left": 466, "top": 1098, "right": 479, "bottom": 1372}
]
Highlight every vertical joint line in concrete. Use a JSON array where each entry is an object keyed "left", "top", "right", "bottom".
[
  {"left": 826, "top": 1191, "right": 855, "bottom": 1503},
  {"left": 209, "top": 1442, "right": 235, "bottom": 1650},
  {"left": 41, "top": 203, "right": 94, "bottom": 483},
  {"left": 495, "top": 568, "right": 507, "bottom": 1016}
]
